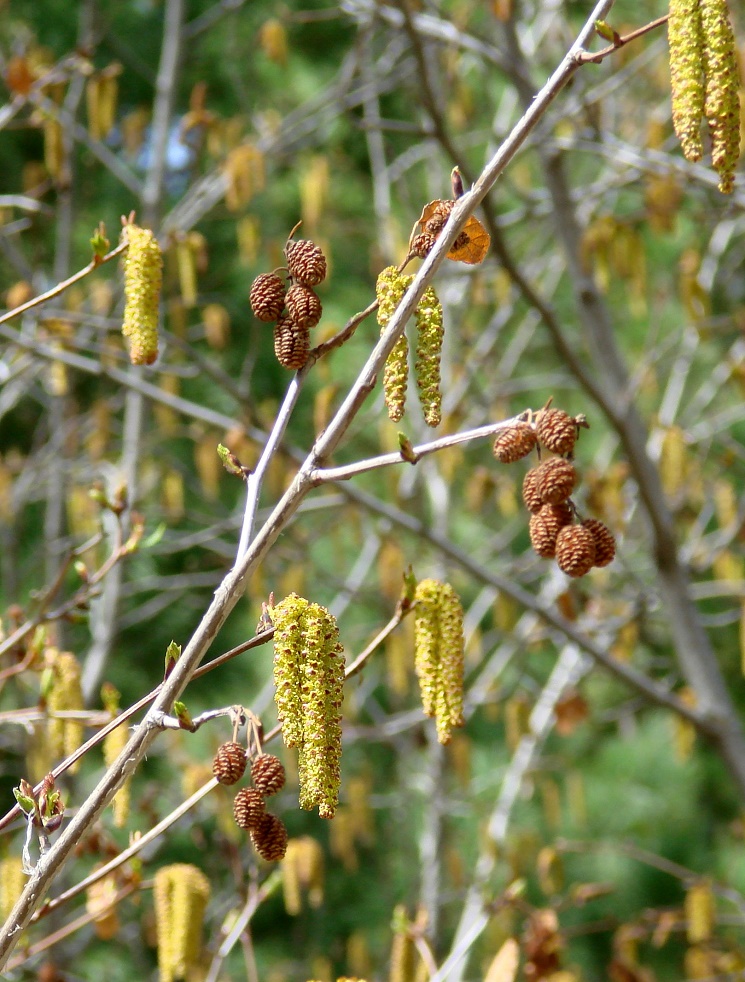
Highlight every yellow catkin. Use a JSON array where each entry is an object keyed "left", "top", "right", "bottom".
[
  {"left": 296, "top": 835, "right": 325, "bottom": 908},
  {"left": 283, "top": 836, "right": 325, "bottom": 914},
  {"left": 685, "top": 879, "right": 715, "bottom": 943},
  {"left": 272, "top": 593, "right": 308, "bottom": 749},
  {"left": 701, "top": 0, "right": 741, "bottom": 193},
  {"left": 153, "top": 864, "right": 211, "bottom": 982},
  {"left": 103, "top": 720, "right": 131, "bottom": 827},
  {"left": 122, "top": 224, "right": 162, "bottom": 365},
  {"left": 45, "top": 649, "right": 84, "bottom": 771},
  {"left": 389, "top": 909, "right": 417, "bottom": 982},
  {"left": 271, "top": 594, "right": 346, "bottom": 818},
  {"left": 377, "top": 267, "right": 413, "bottom": 422},
  {"left": 668, "top": 0, "right": 705, "bottom": 162},
  {"left": 414, "top": 286, "right": 444, "bottom": 428},
  {"left": 297, "top": 603, "right": 344, "bottom": 818},
  {"left": 282, "top": 840, "right": 303, "bottom": 916},
  {"left": 0, "top": 856, "right": 26, "bottom": 922},
  {"left": 413, "top": 580, "right": 465, "bottom": 744}
]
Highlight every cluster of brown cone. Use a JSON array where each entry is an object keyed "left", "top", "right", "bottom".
[
  {"left": 249, "top": 236, "right": 327, "bottom": 370},
  {"left": 212, "top": 741, "right": 288, "bottom": 861},
  {"left": 493, "top": 406, "right": 616, "bottom": 578}
]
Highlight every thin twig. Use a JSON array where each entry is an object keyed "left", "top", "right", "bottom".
[
  {"left": 0, "top": 241, "right": 127, "bottom": 329},
  {"left": 5, "top": 881, "right": 138, "bottom": 971},
  {"left": 236, "top": 375, "right": 303, "bottom": 561},
  {"left": 29, "top": 780, "right": 217, "bottom": 923},
  {"left": 311, "top": 417, "right": 522, "bottom": 483},
  {"left": 0, "top": 630, "right": 273, "bottom": 835},
  {"left": 574, "top": 14, "right": 668, "bottom": 64}
]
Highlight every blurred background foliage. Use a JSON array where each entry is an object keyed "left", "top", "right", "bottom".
[{"left": 1, "top": 0, "right": 745, "bottom": 979}]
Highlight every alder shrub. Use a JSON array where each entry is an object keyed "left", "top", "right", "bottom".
[{"left": 0, "top": 1, "right": 743, "bottom": 980}]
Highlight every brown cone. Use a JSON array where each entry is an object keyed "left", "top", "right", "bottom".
[
  {"left": 536, "top": 408, "right": 578, "bottom": 455},
  {"left": 424, "top": 200, "right": 455, "bottom": 235},
  {"left": 583, "top": 518, "right": 616, "bottom": 567},
  {"left": 555, "top": 524, "right": 596, "bottom": 577},
  {"left": 251, "top": 753, "right": 286, "bottom": 796},
  {"left": 522, "top": 467, "right": 544, "bottom": 513},
  {"left": 251, "top": 812, "right": 289, "bottom": 861},
  {"left": 529, "top": 503, "right": 573, "bottom": 558},
  {"left": 274, "top": 316, "right": 310, "bottom": 370},
  {"left": 286, "top": 284, "right": 322, "bottom": 329},
  {"left": 493, "top": 423, "right": 537, "bottom": 463},
  {"left": 411, "top": 231, "right": 437, "bottom": 259},
  {"left": 233, "top": 786, "right": 266, "bottom": 831},
  {"left": 286, "top": 240, "right": 327, "bottom": 287},
  {"left": 250, "top": 272, "right": 286, "bottom": 322},
  {"left": 535, "top": 457, "right": 577, "bottom": 505},
  {"left": 212, "top": 741, "right": 247, "bottom": 785}
]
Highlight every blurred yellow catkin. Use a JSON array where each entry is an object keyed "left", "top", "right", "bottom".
[{"left": 154, "top": 864, "right": 211, "bottom": 982}]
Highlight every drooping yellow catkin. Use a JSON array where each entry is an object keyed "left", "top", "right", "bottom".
[
  {"left": 283, "top": 836, "right": 325, "bottom": 914},
  {"left": 414, "top": 286, "right": 444, "bottom": 428},
  {"left": 103, "top": 720, "right": 131, "bottom": 827},
  {"left": 389, "top": 906, "right": 417, "bottom": 982},
  {"left": 153, "top": 864, "right": 211, "bottom": 982},
  {"left": 413, "top": 579, "right": 465, "bottom": 745},
  {"left": 377, "top": 267, "right": 413, "bottom": 422},
  {"left": 383, "top": 335, "right": 409, "bottom": 422},
  {"left": 271, "top": 594, "right": 345, "bottom": 818},
  {"left": 271, "top": 593, "right": 309, "bottom": 749},
  {"left": 0, "top": 856, "right": 26, "bottom": 922},
  {"left": 668, "top": 0, "right": 705, "bottom": 162},
  {"left": 282, "top": 840, "right": 303, "bottom": 916},
  {"left": 44, "top": 649, "right": 84, "bottom": 771},
  {"left": 701, "top": 0, "right": 741, "bottom": 193},
  {"left": 297, "top": 603, "right": 344, "bottom": 818},
  {"left": 122, "top": 224, "right": 162, "bottom": 365}
]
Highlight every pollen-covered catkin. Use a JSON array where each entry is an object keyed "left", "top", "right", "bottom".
[
  {"left": 413, "top": 579, "right": 465, "bottom": 745},
  {"left": 377, "top": 267, "right": 412, "bottom": 422},
  {"left": 271, "top": 593, "right": 308, "bottom": 748},
  {"left": 297, "top": 603, "right": 344, "bottom": 819},
  {"left": 271, "top": 594, "right": 345, "bottom": 818},
  {"left": 414, "top": 286, "right": 444, "bottom": 428},
  {"left": 668, "top": 0, "right": 705, "bottom": 162},
  {"left": 383, "top": 335, "right": 409, "bottom": 423},
  {"left": 701, "top": 0, "right": 741, "bottom": 193},
  {"left": 122, "top": 224, "right": 162, "bottom": 365},
  {"left": 153, "top": 864, "right": 210, "bottom": 982}
]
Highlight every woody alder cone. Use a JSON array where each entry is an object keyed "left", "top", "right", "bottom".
[
  {"left": 274, "top": 316, "right": 310, "bottom": 370},
  {"left": 582, "top": 518, "right": 616, "bottom": 567},
  {"left": 251, "top": 753, "right": 286, "bottom": 796},
  {"left": 411, "top": 231, "right": 437, "bottom": 259},
  {"left": 250, "top": 272, "right": 286, "bottom": 322},
  {"left": 493, "top": 423, "right": 538, "bottom": 463},
  {"left": 555, "top": 524, "right": 596, "bottom": 578},
  {"left": 286, "top": 284, "right": 322, "bottom": 329},
  {"left": 233, "top": 787, "right": 266, "bottom": 831},
  {"left": 529, "top": 503, "right": 573, "bottom": 559},
  {"left": 286, "top": 240, "right": 327, "bottom": 287},
  {"left": 251, "top": 812, "right": 289, "bottom": 861},
  {"left": 535, "top": 457, "right": 578, "bottom": 505},
  {"left": 212, "top": 741, "right": 247, "bottom": 785},
  {"left": 425, "top": 200, "right": 454, "bottom": 235},
  {"left": 522, "top": 467, "right": 544, "bottom": 514},
  {"left": 536, "top": 409, "right": 577, "bottom": 455}
]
